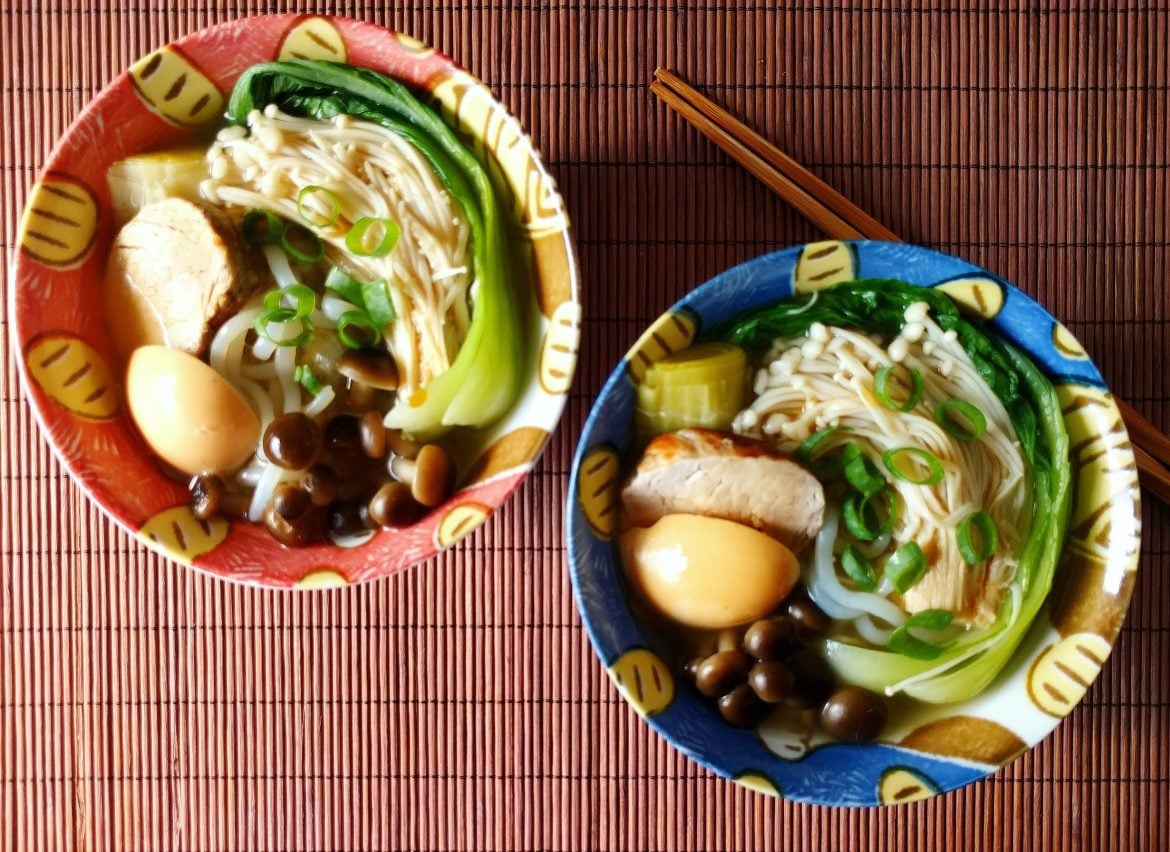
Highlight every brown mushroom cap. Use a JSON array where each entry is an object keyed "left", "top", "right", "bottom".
[
  {"left": 391, "top": 443, "right": 454, "bottom": 508},
  {"left": 385, "top": 429, "right": 421, "bottom": 461},
  {"left": 338, "top": 349, "right": 399, "bottom": 390},
  {"left": 368, "top": 481, "right": 420, "bottom": 528}
]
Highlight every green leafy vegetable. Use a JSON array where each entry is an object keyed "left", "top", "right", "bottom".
[
  {"left": 228, "top": 60, "right": 525, "bottom": 438},
  {"left": 713, "top": 278, "right": 1071, "bottom": 703}
]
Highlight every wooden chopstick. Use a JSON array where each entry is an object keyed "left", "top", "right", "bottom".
[{"left": 652, "top": 67, "right": 1170, "bottom": 502}]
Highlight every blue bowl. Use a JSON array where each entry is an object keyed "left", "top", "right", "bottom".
[{"left": 567, "top": 240, "right": 1139, "bottom": 806}]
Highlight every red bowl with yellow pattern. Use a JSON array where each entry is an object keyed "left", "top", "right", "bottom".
[{"left": 10, "top": 15, "right": 579, "bottom": 588}]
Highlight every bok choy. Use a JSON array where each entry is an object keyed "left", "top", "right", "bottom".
[
  {"left": 711, "top": 279, "right": 1071, "bottom": 703},
  {"left": 227, "top": 60, "right": 525, "bottom": 438}
]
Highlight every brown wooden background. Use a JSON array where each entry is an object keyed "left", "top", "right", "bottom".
[{"left": 2, "top": 2, "right": 1168, "bottom": 850}]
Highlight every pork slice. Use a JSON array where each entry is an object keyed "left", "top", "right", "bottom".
[
  {"left": 104, "top": 198, "right": 268, "bottom": 358},
  {"left": 620, "top": 428, "right": 825, "bottom": 552}
]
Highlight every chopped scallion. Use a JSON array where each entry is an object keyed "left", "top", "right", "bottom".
[
  {"left": 887, "top": 609, "right": 955, "bottom": 660},
  {"left": 294, "top": 364, "right": 325, "bottom": 395},
  {"left": 345, "top": 216, "right": 400, "bottom": 258},
  {"left": 934, "top": 398, "right": 988, "bottom": 442},
  {"left": 337, "top": 310, "right": 381, "bottom": 350},
  {"left": 281, "top": 222, "right": 324, "bottom": 264},
  {"left": 241, "top": 208, "right": 283, "bottom": 246},
  {"left": 841, "top": 546, "right": 878, "bottom": 592},
  {"left": 361, "top": 278, "right": 397, "bottom": 329},
  {"left": 874, "top": 364, "right": 924, "bottom": 412},
  {"left": 884, "top": 541, "right": 928, "bottom": 594},
  {"left": 882, "top": 447, "right": 944, "bottom": 486},
  {"left": 841, "top": 489, "right": 897, "bottom": 541},
  {"left": 957, "top": 510, "right": 998, "bottom": 564},
  {"left": 296, "top": 185, "right": 341, "bottom": 228}
]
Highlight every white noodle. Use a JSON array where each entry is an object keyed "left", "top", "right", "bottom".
[{"left": 747, "top": 303, "right": 1030, "bottom": 631}]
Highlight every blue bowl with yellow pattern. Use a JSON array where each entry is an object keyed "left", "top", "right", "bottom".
[{"left": 567, "top": 240, "right": 1139, "bottom": 806}]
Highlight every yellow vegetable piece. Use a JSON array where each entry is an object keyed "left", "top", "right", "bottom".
[{"left": 635, "top": 342, "right": 749, "bottom": 438}]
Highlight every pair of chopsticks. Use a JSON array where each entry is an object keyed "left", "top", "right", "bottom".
[{"left": 651, "top": 68, "right": 1170, "bottom": 507}]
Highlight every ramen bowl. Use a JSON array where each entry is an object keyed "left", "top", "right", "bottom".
[
  {"left": 567, "top": 241, "right": 1138, "bottom": 805},
  {"left": 11, "top": 14, "right": 579, "bottom": 587}
]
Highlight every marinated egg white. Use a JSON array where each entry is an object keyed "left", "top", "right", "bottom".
[
  {"left": 619, "top": 513, "right": 799, "bottom": 629},
  {"left": 126, "top": 345, "right": 260, "bottom": 476}
]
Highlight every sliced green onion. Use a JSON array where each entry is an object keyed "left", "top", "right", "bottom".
[
  {"left": 295, "top": 364, "right": 325, "bottom": 395},
  {"left": 324, "top": 266, "right": 365, "bottom": 306},
  {"left": 361, "top": 278, "right": 397, "bottom": 329},
  {"left": 882, "top": 447, "right": 945, "bottom": 486},
  {"left": 345, "top": 216, "right": 400, "bottom": 258},
  {"left": 281, "top": 222, "right": 325, "bottom": 264},
  {"left": 841, "top": 546, "right": 878, "bottom": 592},
  {"left": 796, "top": 426, "right": 847, "bottom": 464},
  {"left": 296, "top": 185, "right": 341, "bottom": 228},
  {"left": 874, "top": 364, "right": 924, "bottom": 412},
  {"left": 934, "top": 399, "right": 988, "bottom": 442},
  {"left": 262, "top": 284, "right": 316, "bottom": 319},
  {"left": 842, "top": 489, "right": 897, "bottom": 542},
  {"left": 241, "top": 208, "right": 283, "bottom": 246},
  {"left": 254, "top": 306, "right": 312, "bottom": 347},
  {"left": 884, "top": 541, "right": 928, "bottom": 594},
  {"left": 844, "top": 451, "right": 886, "bottom": 497},
  {"left": 957, "top": 510, "right": 998, "bottom": 564},
  {"left": 887, "top": 609, "right": 955, "bottom": 660},
  {"left": 337, "top": 310, "right": 381, "bottom": 350}
]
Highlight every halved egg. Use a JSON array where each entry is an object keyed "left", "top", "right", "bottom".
[
  {"left": 619, "top": 513, "right": 799, "bottom": 629},
  {"left": 126, "top": 345, "right": 260, "bottom": 476}
]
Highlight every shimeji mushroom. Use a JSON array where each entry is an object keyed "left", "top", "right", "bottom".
[{"left": 389, "top": 443, "right": 454, "bottom": 507}]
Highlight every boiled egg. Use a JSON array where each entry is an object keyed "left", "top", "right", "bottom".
[
  {"left": 619, "top": 513, "right": 799, "bottom": 629},
  {"left": 126, "top": 345, "right": 260, "bottom": 476}
]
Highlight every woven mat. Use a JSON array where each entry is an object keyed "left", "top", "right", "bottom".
[{"left": 2, "top": 2, "right": 1168, "bottom": 850}]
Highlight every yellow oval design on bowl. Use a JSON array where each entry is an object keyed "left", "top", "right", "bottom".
[
  {"left": 1027, "top": 632, "right": 1112, "bottom": 718},
  {"left": 436, "top": 502, "right": 491, "bottom": 548},
  {"left": 793, "top": 240, "right": 857, "bottom": 294},
  {"left": 934, "top": 277, "right": 1005, "bottom": 319},
  {"left": 877, "top": 766, "right": 940, "bottom": 805},
  {"left": 626, "top": 309, "right": 697, "bottom": 383},
  {"left": 1052, "top": 322, "right": 1090, "bottom": 360},
  {"left": 295, "top": 568, "right": 349, "bottom": 589},
  {"left": 608, "top": 648, "right": 673, "bottom": 717},
  {"left": 577, "top": 444, "right": 620, "bottom": 539},
  {"left": 19, "top": 174, "right": 100, "bottom": 269},
  {"left": 539, "top": 300, "right": 582, "bottom": 395},
  {"left": 128, "top": 46, "right": 224, "bottom": 127},
  {"left": 899, "top": 715, "right": 1026, "bottom": 765},
  {"left": 140, "top": 506, "right": 230, "bottom": 564},
  {"left": 735, "top": 772, "right": 780, "bottom": 797},
  {"left": 25, "top": 333, "right": 119, "bottom": 421},
  {"left": 465, "top": 426, "right": 550, "bottom": 486},
  {"left": 278, "top": 17, "right": 347, "bottom": 62}
]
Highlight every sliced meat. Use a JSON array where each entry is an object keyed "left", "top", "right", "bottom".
[
  {"left": 621, "top": 428, "right": 825, "bottom": 552},
  {"left": 103, "top": 198, "right": 268, "bottom": 359}
]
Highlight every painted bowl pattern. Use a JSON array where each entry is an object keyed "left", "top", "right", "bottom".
[
  {"left": 568, "top": 240, "right": 1139, "bottom": 805},
  {"left": 11, "top": 15, "right": 580, "bottom": 588}
]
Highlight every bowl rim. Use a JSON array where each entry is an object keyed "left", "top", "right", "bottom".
[
  {"left": 9, "top": 13, "right": 580, "bottom": 589},
  {"left": 566, "top": 239, "right": 1139, "bottom": 805}
]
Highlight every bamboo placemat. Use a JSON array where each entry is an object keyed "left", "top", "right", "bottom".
[{"left": 2, "top": 2, "right": 1168, "bottom": 850}]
